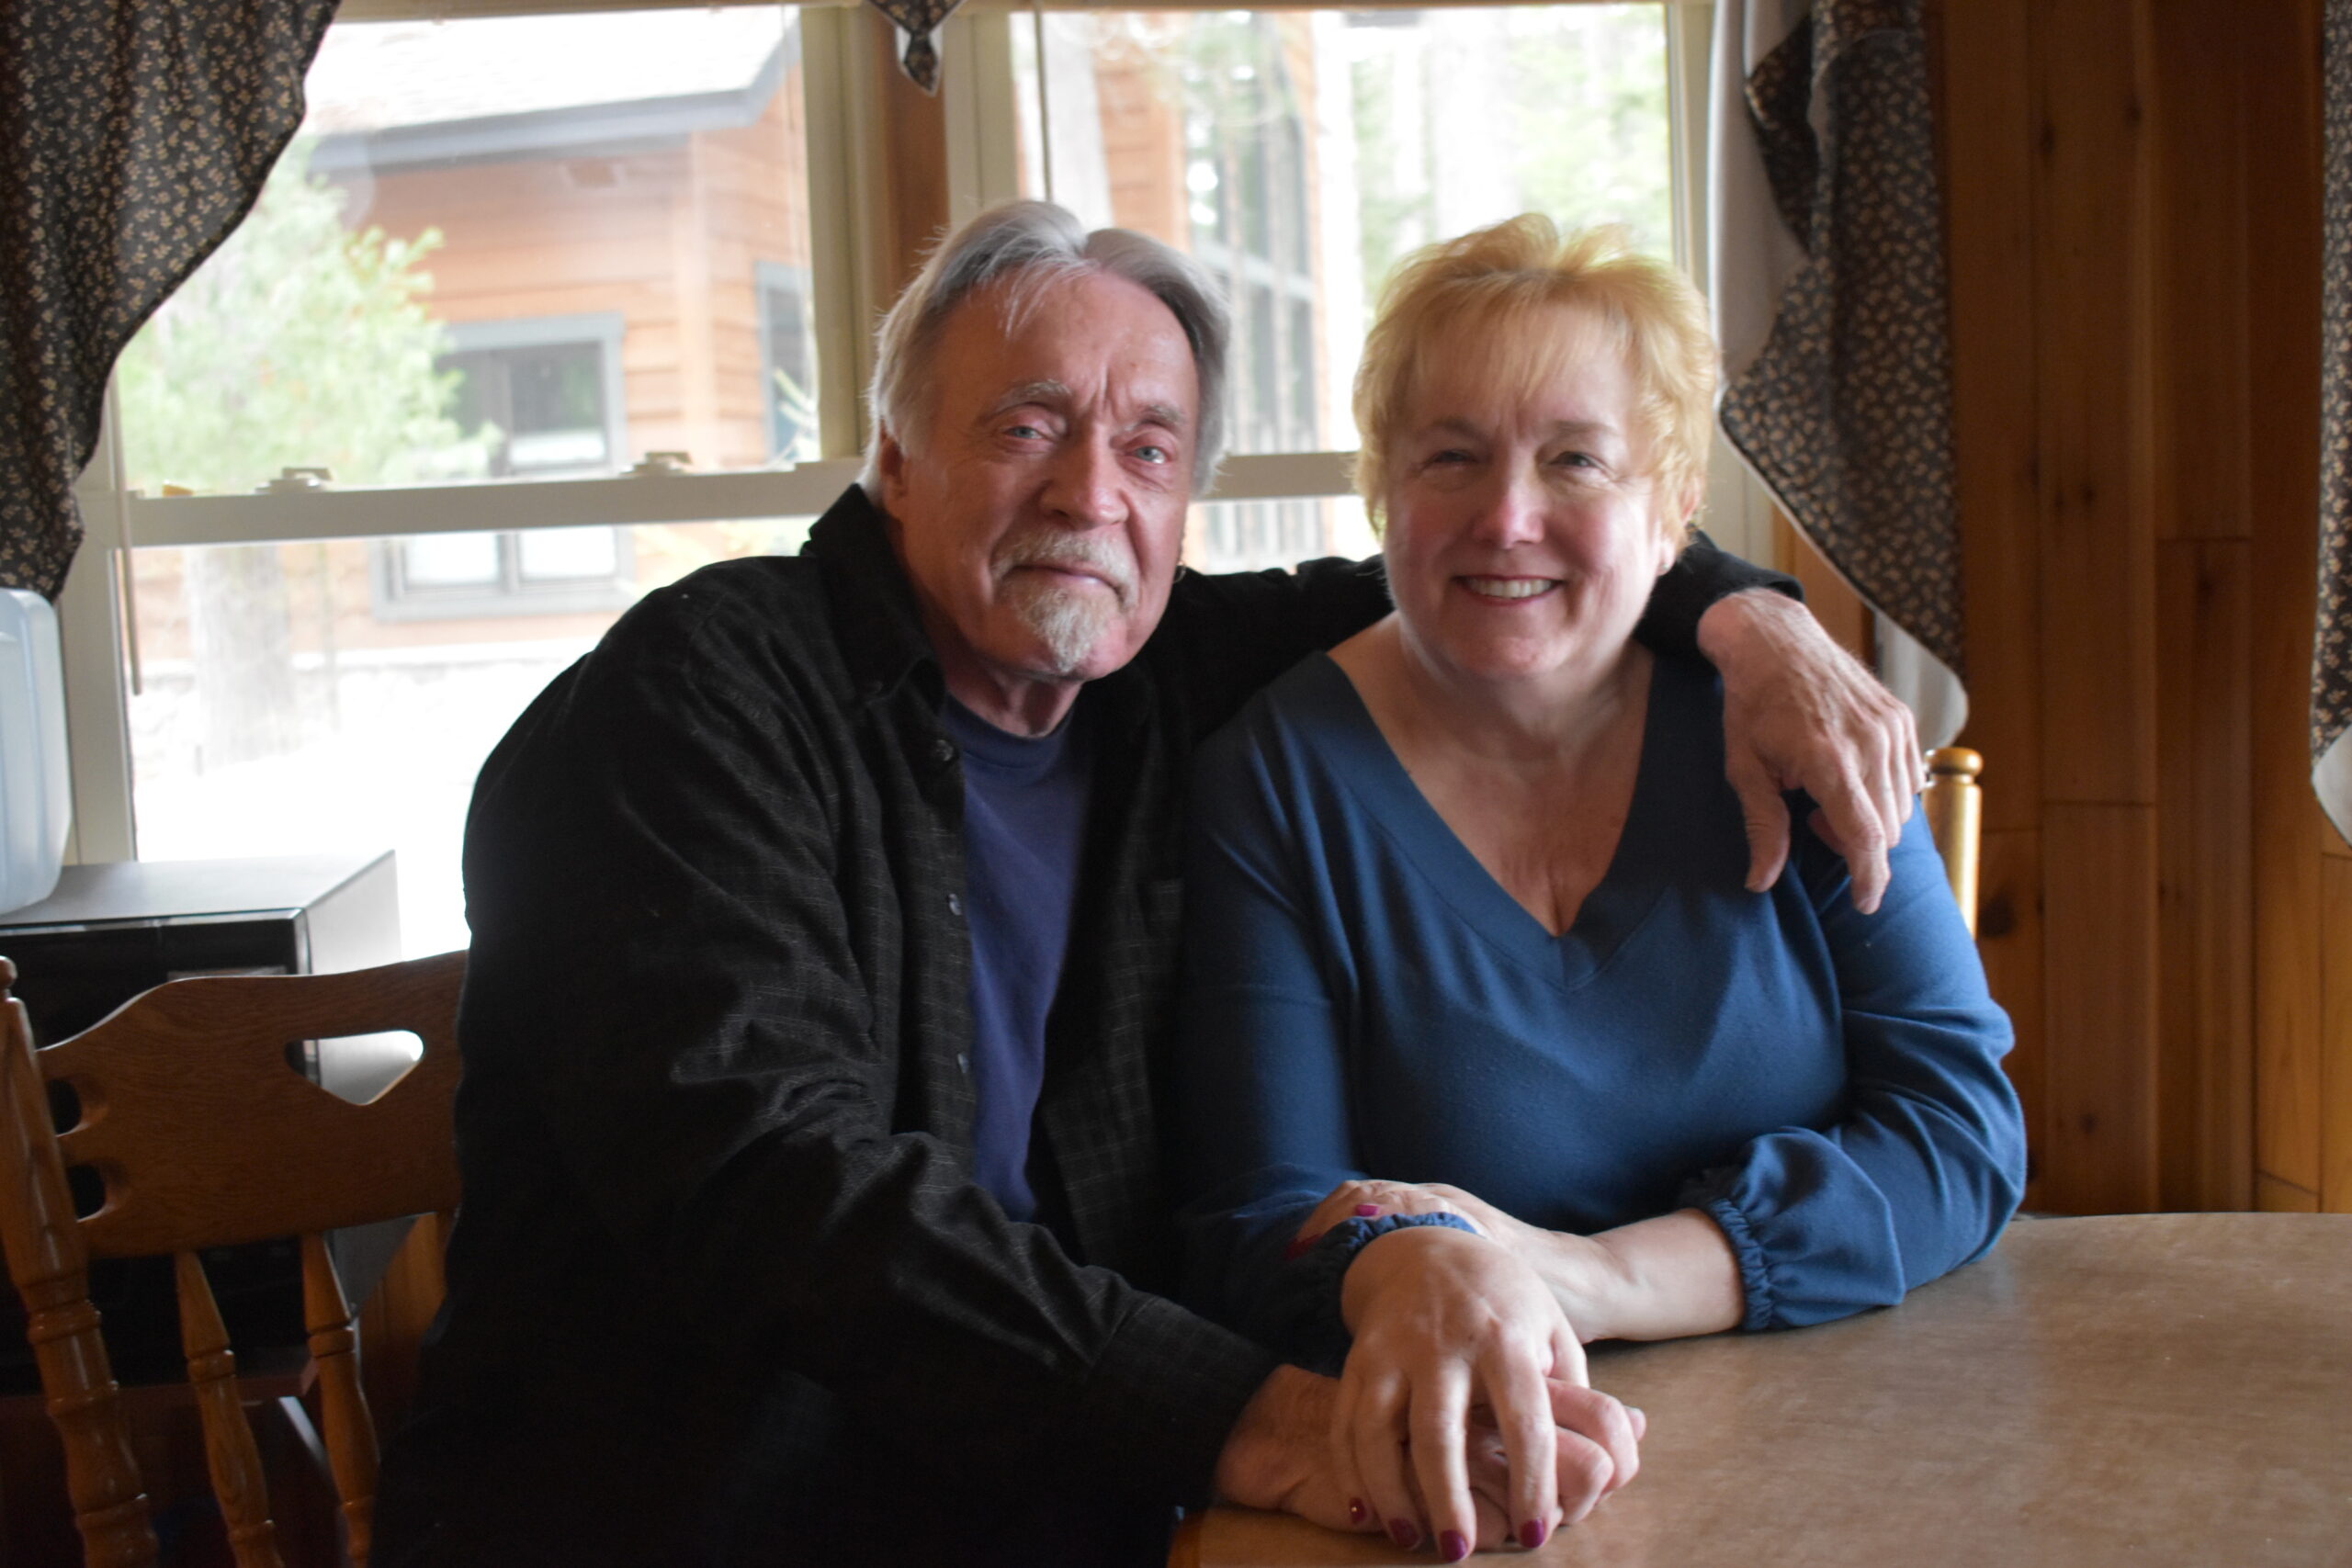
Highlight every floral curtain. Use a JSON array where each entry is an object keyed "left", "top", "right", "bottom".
[
  {"left": 2318, "top": 0, "right": 2352, "bottom": 843},
  {"left": 0, "top": 0, "right": 337, "bottom": 600},
  {"left": 1709, "top": 0, "right": 1965, "bottom": 747}
]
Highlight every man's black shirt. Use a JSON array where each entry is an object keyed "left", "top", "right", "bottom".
[{"left": 374, "top": 485, "right": 1789, "bottom": 1565}]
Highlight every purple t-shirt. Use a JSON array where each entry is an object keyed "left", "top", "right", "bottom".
[{"left": 941, "top": 694, "right": 1096, "bottom": 1222}]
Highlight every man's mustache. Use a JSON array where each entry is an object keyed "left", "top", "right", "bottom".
[{"left": 993, "top": 530, "right": 1138, "bottom": 606}]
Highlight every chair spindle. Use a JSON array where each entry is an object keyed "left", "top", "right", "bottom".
[
  {"left": 1, "top": 980, "right": 159, "bottom": 1568},
  {"left": 175, "top": 1250, "right": 284, "bottom": 1568},
  {"left": 303, "top": 1231, "right": 379, "bottom": 1567},
  {"left": 1922, "top": 747, "right": 1984, "bottom": 937}
]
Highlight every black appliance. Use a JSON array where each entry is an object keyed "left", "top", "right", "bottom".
[{"left": 0, "top": 853, "right": 402, "bottom": 1393}]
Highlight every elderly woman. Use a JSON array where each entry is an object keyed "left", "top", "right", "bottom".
[{"left": 1175, "top": 218, "right": 2026, "bottom": 1560}]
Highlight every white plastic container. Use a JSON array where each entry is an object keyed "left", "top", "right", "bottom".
[{"left": 0, "top": 587, "right": 71, "bottom": 916}]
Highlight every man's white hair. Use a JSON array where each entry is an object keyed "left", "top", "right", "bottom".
[{"left": 859, "top": 200, "right": 1231, "bottom": 494}]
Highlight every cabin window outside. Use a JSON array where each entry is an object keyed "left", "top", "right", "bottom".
[
  {"left": 758, "top": 263, "right": 821, "bottom": 464},
  {"left": 371, "top": 314, "right": 637, "bottom": 618},
  {"left": 125, "top": 520, "right": 816, "bottom": 952},
  {"left": 439, "top": 321, "right": 625, "bottom": 482},
  {"left": 1010, "top": 5, "right": 1674, "bottom": 569},
  {"left": 93, "top": 2, "right": 1682, "bottom": 955}
]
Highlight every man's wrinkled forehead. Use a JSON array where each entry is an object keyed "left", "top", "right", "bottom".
[{"left": 940, "top": 268, "right": 1197, "bottom": 409}]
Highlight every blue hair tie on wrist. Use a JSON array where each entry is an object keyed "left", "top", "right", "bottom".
[{"left": 1277, "top": 1212, "right": 1483, "bottom": 1375}]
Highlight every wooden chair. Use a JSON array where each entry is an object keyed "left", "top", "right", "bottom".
[
  {"left": 1921, "top": 747, "right": 1984, "bottom": 936},
  {"left": 0, "top": 950, "right": 466, "bottom": 1568}
]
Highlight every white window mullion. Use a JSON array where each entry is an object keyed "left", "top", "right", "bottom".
[
  {"left": 1668, "top": 0, "right": 1773, "bottom": 568},
  {"left": 60, "top": 383, "right": 138, "bottom": 863},
  {"left": 122, "top": 460, "right": 871, "bottom": 551},
  {"left": 801, "top": 5, "right": 878, "bottom": 462},
  {"left": 944, "top": 7, "right": 1027, "bottom": 221},
  {"left": 114, "top": 450, "right": 1358, "bottom": 553}
]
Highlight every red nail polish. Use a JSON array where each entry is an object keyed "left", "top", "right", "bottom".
[
  {"left": 1520, "top": 1517, "right": 1549, "bottom": 1550},
  {"left": 1387, "top": 1518, "right": 1419, "bottom": 1550},
  {"left": 1440, "top": 1529, "right": 1471, "bottom": 1562},
  {"left": 1353, "top": 1202, "right": 1382, "bottom": 1217},
  {"left": 1348, "top": 1497, "right": 1368, "bottom": 1526},
  {"left": 1284, "top": 1235, "right": 1311, "bottom": 1260}
]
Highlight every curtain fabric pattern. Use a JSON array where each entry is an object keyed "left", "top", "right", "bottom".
[
  {"left": 2318, "top": 0, "right": 2352, "bottom": 842},
  {"left": 1709, "top": 0, "right": 1965, "bottom": 745},
  {"left": 0, "top": 0, "right": 336, "bottom": 600},
  {"left": 864, "top": 0, "right": 962, "bottom": 93}
]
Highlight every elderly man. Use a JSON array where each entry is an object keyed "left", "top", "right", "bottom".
[{"left": 375, "top": 203, "right": 1916, "bottom": 1566}]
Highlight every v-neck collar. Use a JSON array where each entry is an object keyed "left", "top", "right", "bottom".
[{"left": 1297, "top": 649, "right": 1699, "bottom": 993}]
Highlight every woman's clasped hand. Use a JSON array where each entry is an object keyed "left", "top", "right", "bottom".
[{"left": 1329, "top": 1218, "right": 1641, "bottom": 1557}]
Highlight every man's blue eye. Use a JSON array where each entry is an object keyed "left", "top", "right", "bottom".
[
  {"left": 1134, "top": 444, "right": 1171, "bottom": 464},
  {"left": 1006, "top": 424, "right": 1043, "bottom": 440}
]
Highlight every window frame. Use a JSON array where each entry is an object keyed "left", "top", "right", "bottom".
[{"left": 59, "top": 0, "right": 1743, "bottom": 867}]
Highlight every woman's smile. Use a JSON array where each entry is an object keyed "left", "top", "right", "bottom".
[{"left": 1458, "top": 575, "right": 1560, "bottom": 601}]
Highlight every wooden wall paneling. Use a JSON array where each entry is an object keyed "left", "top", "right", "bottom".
[
  {"left": 2244, "top": 0, "right": 2328, "bottom": 1198},
  {"left": 2028, "top": 0, "right": 2158, "bottom": 807},
  {"left": 1939, "top": 0, "right": 2042, "bottom": 831},
  {"left": 2256, "top": 1172, "right": 2322, "bottom": 1213},
  {"left": 2143, "top": 0, "right": 2250, "bottom": 543},
  {"left": 2040, "top": 803, "right": 2161, "bottom": 1213},
  {"left": 2252, "top": 657, "right": 2326, "bottom": 1205},
  {"left": 1975, "top": 827, "right": 2047, "bottom": 1211},
  {"left": 2323, "top": 860, "right": 2352, "bottom": 1210},
  {"left": 2154, "top": 540, "right": 2253, "bottom": 1211}
]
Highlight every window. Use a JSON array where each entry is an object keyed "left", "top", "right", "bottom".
[
  {"left": 440, "top": 316, "right": 628, "bottom": 481},
  {"left": 371, "top": 315, "right": 637, "bottom": 617},
  {"left": 96, "top": 5, "right": 833, "bottom": 953},
  {"left": 377, "top": 524, "right": 636, "bottom": 617},
  {"left": 757, "top": 262, "right": 820, "bottom": 463},
  {"left": 65, "top": 1, "right": 1709, "bottom": 956},
  {"left": 368, "top": 315, "right": 635, "bottom": 617},
  {"left": 1008, "top": 5, "right": 1679, "bottom": 569}
]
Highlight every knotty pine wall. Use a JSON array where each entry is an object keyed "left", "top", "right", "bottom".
[{"left": 1938, "top": 0, "right": 2351, "bottom": 1215}]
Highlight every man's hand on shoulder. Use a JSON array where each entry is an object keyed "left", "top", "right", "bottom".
[{"left": 1698, "top": 588, "right": 1921, "bottom": 915}]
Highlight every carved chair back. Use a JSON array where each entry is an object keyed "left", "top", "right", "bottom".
[{"left": 0, "top": 950, "right": 466, "bottom": 1568}]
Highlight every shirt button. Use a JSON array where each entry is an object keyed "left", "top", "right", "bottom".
[
  {"left": 956, "top": 1053, "right": 971, "bottom": 1076},
  {"left": 931, "top": 737, "right": 958, "bottom": 766},
  {"left": 946, "top": 893, "right": 962, "bottom": 917}
]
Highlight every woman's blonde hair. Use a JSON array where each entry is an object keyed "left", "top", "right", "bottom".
[{"left": 1352, "top": 216, "right": 1716, "bottom": 539}]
